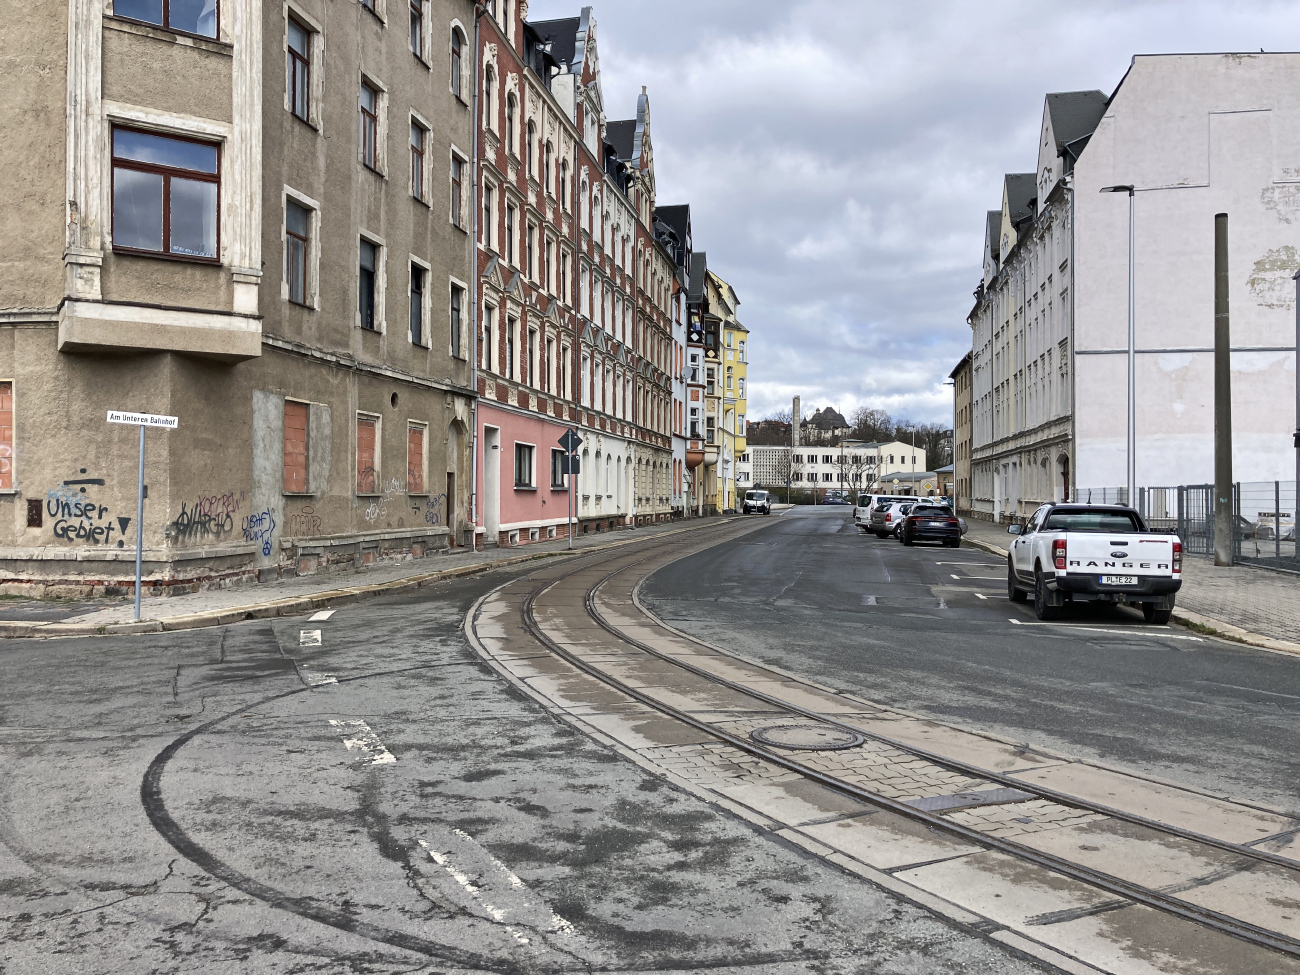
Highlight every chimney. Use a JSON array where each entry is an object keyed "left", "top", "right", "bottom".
[{"left": 792, "top": 396, "right": 801, "bottom": 448}]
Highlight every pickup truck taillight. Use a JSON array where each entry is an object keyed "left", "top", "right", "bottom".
[
  {"left": 1172, "top": 541, "right": 1182, "bottom": 573},
  {"left": 1052, "top": 539, "right": 1067, "bottom": 571}
]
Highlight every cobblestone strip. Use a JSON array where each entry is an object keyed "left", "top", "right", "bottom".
[{"left": 639, "top": 724, "right": 1107, "bottom": 841}]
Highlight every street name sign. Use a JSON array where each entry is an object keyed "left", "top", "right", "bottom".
[
  {"left": 107, "top": 411, "right": 179, "bottom": 429},
  {"left": 107, "top": 409, "right": 178, "bottom": 621}
]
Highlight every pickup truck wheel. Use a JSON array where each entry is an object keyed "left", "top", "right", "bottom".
[
  {"left": 1008, "top": 562, "right": 1028, "bottom": 602},
  {"left": 1142, "top": 603, "right": 1172, "bottom": 625},
  {"left": 1034, "top": 569, "right": 1062, "bottom": 621}
]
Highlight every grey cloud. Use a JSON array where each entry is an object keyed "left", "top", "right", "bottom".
[{"left": 528, "top": 0, "right": 1300, "bottom": 422}]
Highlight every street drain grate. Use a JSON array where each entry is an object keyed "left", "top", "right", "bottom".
[{"left": 749, "top": 724, "right": 866, "bottom": 751}]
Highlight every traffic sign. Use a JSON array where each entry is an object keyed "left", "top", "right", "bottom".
[
  {"left": 108, "top": 410, "right": 178, "bottom": 429},
  {"left": 558, "top": 429, "right": 582, "bottom": 453},
  {"left": 923, "top": 481, "right": 932, "bottom": 491},
  {"left": 561, "top": 453, "right": 581, "bottom": 474},
  {"left": 892, "top": 478, "right": 899, "bottom": 486}
]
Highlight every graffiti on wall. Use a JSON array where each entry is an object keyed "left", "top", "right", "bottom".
[
  {"left": 46, "top": 471, "right": 129, "bottom": 547},
  {"left": 165, "top": 491, "right": 245, "bottom": 544},
  {"left": 362, "top": 478, "right": 404, "bottom": 525},
  {"left": 423, "top": 493, "right": 448, "bottom": 526},
  {"left": 242, "top": 509, "right": 277, "bottom": 557},
  {"left": 285, "top": 504, "right": 322, "bottom": 538}
]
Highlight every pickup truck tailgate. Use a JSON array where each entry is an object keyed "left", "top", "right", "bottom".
[{"left": 1064, "top": 534, "right": 1177, "bottom": 577}]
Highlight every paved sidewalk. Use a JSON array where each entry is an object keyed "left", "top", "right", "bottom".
[
  {"left": 0, "top": 517, "right": 726, "bottom": 638},
  {"left": 959, "top": 517, "right": 1300, "bottom": 652}
]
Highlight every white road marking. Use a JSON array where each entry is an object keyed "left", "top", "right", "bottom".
[
  {"left": 309, "top": 609, "right": 337, "bottom": 621},
  {"left": 1007, "top": 619, "right": 1202, "bottom": 641},
  {"left": 418, "top": 833, "right": 573, "bottom": 945},
  {"left": 935, "top": 562, "right": 1000, "bottom": 567},
  {"left": 975, "top": 593, "right": 988, "bottom": 600},
  {"left": 303, "top": 670, "right": 337, "bottom": 686},
  {"left": 329, "top": 719, "right": 397, "bottom": 764},
  {"left": 950, "top": 573, "right": 961, "bottom": 580},
  {"left": 300, "top": 629, "right": 322, "bottom": 646}
]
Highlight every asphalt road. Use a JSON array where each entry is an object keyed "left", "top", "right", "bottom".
[
  {"left": 641, "top": 506, "right": 1300, "bottom": 815},
  {"left": 0, "top": 554, "right": 1040, "bottom": 974}
]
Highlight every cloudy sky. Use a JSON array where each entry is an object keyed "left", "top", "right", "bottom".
[{"left": 528, "top": 0, "right": 1300, "bottom": 425}]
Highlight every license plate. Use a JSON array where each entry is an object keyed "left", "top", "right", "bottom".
[
  {"left": 927, "top": 521, "right": 945, "bottom": 527},
  {"left": 1101, "top": 575, "right": 1137, "bottom": 585}
]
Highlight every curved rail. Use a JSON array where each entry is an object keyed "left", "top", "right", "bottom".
[{"left": 483, "top": 527, "right": 1300, "bottom": 960}]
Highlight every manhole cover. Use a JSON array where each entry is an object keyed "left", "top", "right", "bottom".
[{"left": 749, "top": 723, "right": 865, "bottom": 751}]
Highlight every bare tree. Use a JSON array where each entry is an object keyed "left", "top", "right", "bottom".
[
  {"left": 851, "top": 407, "right": 894, "bottom": 443},
  {"left": 834, "top": 447, "right": 876, "bottom": 499}
]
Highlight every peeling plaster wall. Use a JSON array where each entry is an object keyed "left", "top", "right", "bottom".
[{"left": 1074, "top": 54, "right": 1300, "bottom": 488}]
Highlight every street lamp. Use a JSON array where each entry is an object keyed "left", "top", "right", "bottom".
[
  {"left": 1293, "top": 270, "right": 1300, "bottom": 509},
  {"left": 1101, "top": 184, "right": 1136, "bottom": 506}
]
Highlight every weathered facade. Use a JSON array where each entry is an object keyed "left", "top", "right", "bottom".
[
  {"left": 949, "top": 351, "right": 972, "bottom": 514},
  {"left": 0, "top": 0, "right": 476, "bottom": 595},
  {"left": 969, "top": 92, "right": 1103, "bottom": 521},
  {"left": 472, "top": 5, "right": 676, "bottom": 546}
]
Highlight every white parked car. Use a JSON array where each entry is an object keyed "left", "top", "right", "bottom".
[
  {"left": 1007, "top": 503, "right": 1182, "bottom": 624},
  {"left": 742, "top": 489, "right": 771, "bottom": 515}
]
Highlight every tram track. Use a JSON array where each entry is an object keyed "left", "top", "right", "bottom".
[{"left": 467, "top": 520, "right": 1300, "bottom": 967}]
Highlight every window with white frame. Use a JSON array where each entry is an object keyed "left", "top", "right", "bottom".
[
  {"left": 514, "top": 442, "right": 535, "bottom": 488},
  {"left": 481, "top": 303, "right": 495, "bottom": 371},
  {"left": 450, "top": 26, "right": 466, "bottom": 100},
  {"left": 449, "top": 281, "right": 466, "bottom": 358},
  {"left": 360, "top": 78, "right": 386, "bottom": 173},
  {"left": 358, "top": 236, "right": 384, "bottom": 331},
  {"left": 410, "top": 117, "right": 428, "bottom": 201}
]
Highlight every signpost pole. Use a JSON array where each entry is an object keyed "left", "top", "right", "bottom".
[
  {"left": 134, "top": 422, "right": 145, "bottom": 622},
  {"left": 568, "top": 450, "right": 573, "bottom": 550}
]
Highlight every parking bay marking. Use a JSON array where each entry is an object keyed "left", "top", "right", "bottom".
[
  {"left": 300, "top": 629, "right": 322, "bottom": 646},
  {"left": 418, "top": 832, "right": 574, "bottom": 947},
  {"left": 329, "top": 719, "right": 396, "bottom": 765},
  {"left": 1007, "top": 619, "right": 1203, "bottom": 641},
  {"left": 308, "top": 609, "right": 337, "bottom": 621}
]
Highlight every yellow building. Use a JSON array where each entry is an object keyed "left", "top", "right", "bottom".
[{"left": 705, "top": 271, "right": 747, "bottom": 511}]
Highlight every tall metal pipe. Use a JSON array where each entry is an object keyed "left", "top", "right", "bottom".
[{"left": 1213, "top": 213, "right": 1234, "bottom": 566}]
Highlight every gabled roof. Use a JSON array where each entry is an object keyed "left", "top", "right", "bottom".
[
  {"left": 1005, "top": 173, "right": 1037, "bottom": 225},
  {"left": 605, "top": 120, "right": 636, "bottom": 161},
  {"left": 527, "top": 17, "right": 580, "bottom": 66},
  {"left": 985, "top": 210, "right": 1001, "bottom": 260},
  {"left": 948, "top": 351, "right": 972, "bottom": 380},
  {"left": 1045, "top": 90, "right": 1108, "bottom": 154}
]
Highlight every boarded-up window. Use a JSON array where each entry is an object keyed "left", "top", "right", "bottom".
[
  {"left": 407, "top": 425, "right": 425, "bottom": 494},
  {"left": 357, "top": 416, "right": 377, "bottom": 494},
  {"left": 283, "top": 400, "right": 309, "bottom": 493},
  {"left": 0, "top": 382, "right": 11, "bottom": 489}
]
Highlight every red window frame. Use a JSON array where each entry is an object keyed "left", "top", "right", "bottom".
[
  {"left": 407, "top": 425, "right": 425, "bottom": 494},
  {"left": 283, "top": 400, "right": 309, "bottom": 493},
  {"left": 357, "top": 416, "right": 378, "bottom": 495},
  {"left": 110, "top": 125, "right": 221, "bottom": 264}
]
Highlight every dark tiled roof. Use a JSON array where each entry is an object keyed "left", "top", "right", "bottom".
[
  {"left": 985, "top": 210, "right": 1001, "bottom": 260},
  {"left": 1004, "top": 173, "right": 1036, "bottom": 225},
  {"left": 688, "top": 252, "right": 707, "bottom": 302},
  {"left": 528, "top": 17, "right": 580, "bottom": 66},
  {"left": 605, "top": 120, "right": 636, "bottom": 161},
  {"left": 1045, "top": 90, "right": 1108, "bottom": 153},
  {"left": 948, "top": 351, "right": 971, "bottom": 380}
]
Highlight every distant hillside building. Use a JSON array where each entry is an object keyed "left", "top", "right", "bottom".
[{"left": 801, "top": 407, "right": 850, "bottom": 444}]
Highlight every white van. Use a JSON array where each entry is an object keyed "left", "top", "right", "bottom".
[{"left": 742, "top": 490, "right": 771, "bottom": 515}]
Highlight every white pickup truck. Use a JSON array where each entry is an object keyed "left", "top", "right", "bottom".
[{"left": 1006, "top": 503, "right": 1182, "bottom": 624}]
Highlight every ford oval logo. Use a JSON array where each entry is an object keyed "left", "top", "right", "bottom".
[{"left": 1110, "top": 551, "right": 1128, "bottom": 558}]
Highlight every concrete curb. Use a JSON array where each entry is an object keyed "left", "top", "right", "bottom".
[
  {"left": 0, "top": 521, "right": 716, "bottom": 640},
  {"left": 960, "top": 535, "right": 1300, "bottom": 658}
]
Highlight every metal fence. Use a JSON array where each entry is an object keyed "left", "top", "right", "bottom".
[{"left": 1078, "top": 481, "right": 1296, "bottom": 569}]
